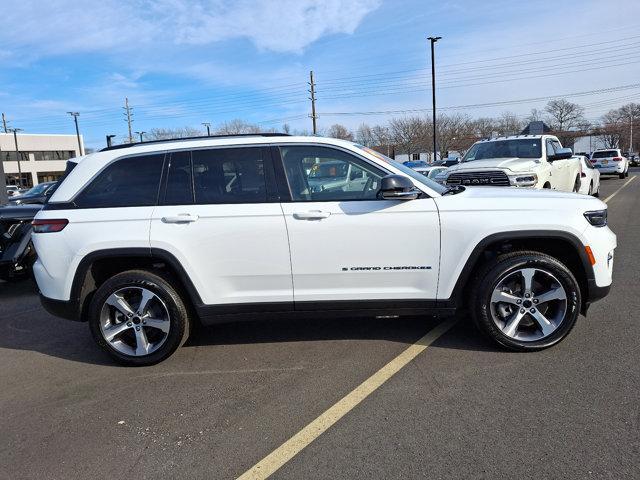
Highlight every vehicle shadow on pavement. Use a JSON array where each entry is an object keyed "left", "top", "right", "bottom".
[
  {"left": 0, "top": 279, "right": 115, "bottom": 366},
  {"left": 186, "top": 314, "right": 501, "bottom": 353}
]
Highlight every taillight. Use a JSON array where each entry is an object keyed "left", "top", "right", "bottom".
[
  {"left": 590, "top": 159, "right": 597, "bottom": 163},
  {"left": 612, "top": 157, "right": 623, "bottom": 161},
  {"left": 581, "top": 172, "right": 586, "bottom": 177},
  {"left": 32, "top": 219, "right": 68, "bottom": 233}
]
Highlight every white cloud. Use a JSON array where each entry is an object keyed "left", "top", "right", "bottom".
[{"left": 0, "top": 0, "right": 381, "bottom": 57}]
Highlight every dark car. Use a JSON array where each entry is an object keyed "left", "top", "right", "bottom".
[
  {"left": 0, "top": 204, "right": 41, "bottom": 281},
  {"left": 9, "top": 181, "right": 57, "bottom": 205},
  {"left": 432, "top": 158, "right": 460, "bottom": 167}
]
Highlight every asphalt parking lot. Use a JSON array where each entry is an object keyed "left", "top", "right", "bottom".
[{"left": 1, "top": 172, "right": 639, "bottom": 480}]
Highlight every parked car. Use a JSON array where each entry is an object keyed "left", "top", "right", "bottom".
[
  {"left": 403, "top": 160, "right": 429, "bottom": 169},
  {"left": 6, "top": 185, "right": 21, "bottom": 197},
  {"left": 9, "top": 181, "right": 58, "bottom": 205},
  {"left": 432, "top": 158, "right": 460, "bottom": 168},
  {"left": 0, "top": 204, "right": 41, "bottom": 281},
  {"left": 577, "top": 155, "right": 600, "bottom": 197},
  {"left": 436, "top": 135, "right": 581, "bottom": 192},
  {"left": 628, "top": 153, "right": 638, "bottom": 167},
  {"left": 32, "top": 134, "right": 615, "bottom": 365},
  {"left": 590, "top": 149, "right": 629, "bottom": 179},
  {"left": 413, "top": 165, "right": 448, "bottom": 181}
]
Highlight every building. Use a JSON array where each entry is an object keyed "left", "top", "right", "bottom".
[{"left": 0, "top": 133, "right": 83, "bottom": 188}]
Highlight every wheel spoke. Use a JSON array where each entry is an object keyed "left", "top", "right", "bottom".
[
  {"left": 503, "top": 309, "right": 526, "bottom": 337},
  {"left": 521, "top": 268, "right": 536, "bottom": 294},
  {"left": 491, "top": 289, "right": 521, "bottom": 305},
  {"left": 106, "top": 293, "right": 135, "bottom": 317},
  {"left": 134, "top": 327, "right": 151, "bottom": 356},
  {"left": 103, "top": 322, "right": 131, "bottom": 342},
  {"left": 535, "top": 286, "right": 566, "bottom": 304},
  {"left": 531, "top": 309, "right": 556, "bottom": 337},
  {"left": 144, "top": 318, "right": 170, "bottom": 333},
  {"left": 137, "top": 289, "right": 155, "bottom": 316}
]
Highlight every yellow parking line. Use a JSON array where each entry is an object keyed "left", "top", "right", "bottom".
[
  {"left": 603, "top": 176, "right": 636, "bottom": 203},
  {"left": 236, "top": 317, "right": 458, "bottom": 480}
]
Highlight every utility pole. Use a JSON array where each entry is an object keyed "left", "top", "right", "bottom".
[
  {"left": 308, "top": 71, "right": 318, "bottom": 135},
  {"left": 630, "top": 116, "right": 634, "bottom": 155},
  {"left": 135, "top": 131, "right": 146, "bottom": 143},
  {"left": 67, "top": 112, "right": 83, "bottom": 155},
  {"left": 428, "top": 36, "right": 442, "bottom": 161},
  {"left": 123, "top": 97, "right": 133, "bottom": 143},
  {"left": 106, "top": 134, "right": 116, "bottom": 148},
  {"left": 8, "top": 128, "right": 24, "bottom": 187},
  {"left": 202, "top": 122, "right": 211, "bottom": 136},
  {"left": 1, "top": 113, "right": 8, "bottom": 133}
]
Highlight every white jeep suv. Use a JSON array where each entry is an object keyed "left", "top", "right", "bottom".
[
  {"left": 437, "top": 135, "right": 582, "bottom": 192},
  {"left": 32, "top": 134, "right": 616, "bottom": 365},
  {"left": 590, "top": 149, "right": 629, "bottom": 179}
]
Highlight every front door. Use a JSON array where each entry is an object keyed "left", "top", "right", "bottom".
[{"left": 276, "top": 144, "right": 440, "bottom": 305}]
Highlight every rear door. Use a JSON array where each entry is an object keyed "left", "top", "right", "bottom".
[
  {"left": 276, "top": 144, "right": 440, "bottom": 305},
  {"left": 150, "top": 146, "right": 293, "bottom": 308}
]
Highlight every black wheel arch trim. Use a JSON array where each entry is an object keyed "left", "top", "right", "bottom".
[
  {"left": 58, "top": 247, "right": 204, "bottom": 322},
  {"left": 444, "top": 230, "right": 596, "bottom": 308}
]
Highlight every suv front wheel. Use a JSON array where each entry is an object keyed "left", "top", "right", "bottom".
[
  {"left": 471, "top": 251, "right": 581, "bottom": 351},
  {"left": 88, "top": 270, "right": 191, "bottom": 366}
]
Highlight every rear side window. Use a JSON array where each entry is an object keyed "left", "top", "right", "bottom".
[
  {"left": 192, "top": 148, "right": 266, "bottom": 204},
  {"left": 75, "top": 154, "right": 164, "bottom": 208},
  {"left": 164, "top": 151, "right": 193, "bottom": 205}
]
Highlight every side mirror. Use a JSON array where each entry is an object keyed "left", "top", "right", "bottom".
[
  {"left": 378, "top": 175, "right": 419, "bottom": 200},
  {"left": 548, "top": 147, "right": 573, "bottom": 161}
]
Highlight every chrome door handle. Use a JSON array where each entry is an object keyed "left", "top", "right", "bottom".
[
  {"left": 161, "top": 213, "right": 199, "bottom": 224},
  {"left": 292, "top": 210, "right": 331, "bottom": 220}
]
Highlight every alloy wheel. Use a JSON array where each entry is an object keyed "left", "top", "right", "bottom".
[
  {"left": 490, "top": 268, "right": 568, "bottom": 341},
  {"left": 99, "top": 287, "right": 171, "bottom": 356}
]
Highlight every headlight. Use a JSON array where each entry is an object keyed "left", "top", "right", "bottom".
[
  {"left": 584, "top": 209, "right": 607, "bottom": 227},
  {"left": 508, "top": 173, "right": 538, "bottom": 187}
]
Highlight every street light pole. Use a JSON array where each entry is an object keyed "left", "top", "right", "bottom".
[
  {"left": 135, "top": 131, "right": 146, "bottom": 143},
  {"left": 202, "top": 122, "right": 211, "bottom": 136},
  {"left": 8, "top": 128, "right": 24, "bottom": 187},
  {"left": 106, "top": 134, "right": 117, "bottom": 148},
  {"left": 428, "top": 36, "right": 441, "bottom": 162},
  {"left": 67, "top": 112, "right": 83, "bottom": 155}
]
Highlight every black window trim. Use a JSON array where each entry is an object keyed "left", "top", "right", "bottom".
[{"left": 271, "top": 143, "right": 393, "bottom": 203}]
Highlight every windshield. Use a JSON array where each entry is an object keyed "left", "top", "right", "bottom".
[
  {"left": 463, "top": 139, "right": 542, "bottom": 161},
  {"left": 355, "top": 145, "right": 448, "bottom": 195},
  {"left": 592, "top": 150, "right": 618, "bottom": 158}
]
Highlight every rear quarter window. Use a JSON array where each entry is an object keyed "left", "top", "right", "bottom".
[{"left": 74, "top": 154, "right": 164, "bottom": 208}]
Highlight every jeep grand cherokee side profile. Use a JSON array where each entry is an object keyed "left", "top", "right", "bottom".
[{"left": 32, "top": 134, "right": 616, "bottom": 365}]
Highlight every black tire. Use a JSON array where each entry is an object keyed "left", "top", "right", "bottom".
[
  {"left": 573, "top": 176, "right": 581, "bottom": 193},
  {"left": 625, "top": 168, "right": 629, "bottom": 178},
  {"left": 619, "top": 171, "right": 625, "bottom": 179},
  {"left": 588, "top": 181, "right": 593, "bottom": 196},
  {"left": 470, "top": 251, "right": 581, "bottom": 351},
  {"left": 88, "top": 270, "right": 190, "bottom": 366},
  {"left": 543, "top": 182, "right": 551, "bottom": 189}
]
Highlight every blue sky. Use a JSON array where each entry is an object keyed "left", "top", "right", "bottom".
[{"left": 1, "top": 0, "right": 639, "bottom": 149}]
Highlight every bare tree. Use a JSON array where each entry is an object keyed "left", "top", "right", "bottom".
[
  {"left": 596, "top": 110, "right": 624, "bottom": 149},
  {"left": 526, "top": 108, "right": 544, "bottom": 123},
  {"left": 471, "top": 117, "right": 497, "bottom": 140},
  {"left": 544, "top": 99, "right": 585, "bottom": 131},
  {"left": 388, "top": 116, "right": 431, "bottom": 159},
  {"left": 496, "top": 112, "right": 525, "bottom": 136},
  {"left": 355, "top": 123, "right": 376, "bottom": 147},
  {"left": 146, "top": 126, "right": 203, "bottom": 140},
  {"left": 326, "top": 124, "right": 354, "bottom": 141},
  {"left": 216, "top": 119, "right": 261, "bottom": 135},
  {"left": 281, "top": 123, "right": 291, "bottom": 134},
  {"left": 437, "top": 113, "right": 474, "bottom": 157}
]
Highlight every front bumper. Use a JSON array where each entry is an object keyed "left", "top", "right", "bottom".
[{"left": 582, "top": 280, "right": 611, "bottom": 314}]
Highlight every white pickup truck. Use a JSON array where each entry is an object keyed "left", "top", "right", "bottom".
[{"left": 437, "top": 135, "right": 582, "bottom": 192}]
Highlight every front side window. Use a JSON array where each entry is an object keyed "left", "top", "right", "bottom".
[
  {"left": 280, "top": 145, "right": 385, "bottom": 202},
  {"left": 546, "top": 140, "right": 556, "bottom": 158},
  {"left": 192, "top": 147, "right": 266, "bottom": 204},
  {"left": 75, "top": 154, "right": 164, "bottom": 208}
]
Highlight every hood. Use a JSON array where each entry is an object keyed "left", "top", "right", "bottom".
[
  {"left": 0, "top": 204, "right": 42, "bottom": 221},
  {"left": 448, "top": 157, "right": 539, "bottom": 173}
]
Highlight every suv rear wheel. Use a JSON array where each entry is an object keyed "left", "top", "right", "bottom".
[
  {"left": 88, "top": 270, "right": 190, "bottom": 366},
  {"left": 470, "top": 251, "right": 581, "bottom": 351}
]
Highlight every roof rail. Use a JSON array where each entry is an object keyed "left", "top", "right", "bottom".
[{"left": 99, "top": 132, "right": 291, "bottom": 152}]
